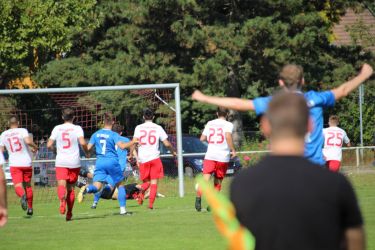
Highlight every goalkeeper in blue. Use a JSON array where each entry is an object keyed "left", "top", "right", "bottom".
[
  {"left": 90, "top": 122, "right": 132, "bottom": 209},
  {"left": 77, "top": 113, "right": 138, "bottom": 215}
]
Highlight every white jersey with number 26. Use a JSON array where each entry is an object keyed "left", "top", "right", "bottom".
[
  {"left": 203, "top": 119, "right": 233, "bottom": 163},
  {"left": 0, "top": 128, "right": 32, "bottom": 167},
  {"left": 134, "top": 121, "right": 168, "bottom": 163},
  {"left": 323, "top": 126, "right": 350, "bottom": 161},
  {"left": 50, "top": 123, "right": 84, "bottom": 168}
]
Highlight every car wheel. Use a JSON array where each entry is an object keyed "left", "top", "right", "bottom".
[{"left": 184, "top": 166, "right": 194, "bottom": 178}]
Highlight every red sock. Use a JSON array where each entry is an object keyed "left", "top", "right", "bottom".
[
  {"left": 196, "top": 188, "right": 202, "bottom": 198},
  {"left": 141, "top": 182, "right": 150, "bottom": 192},
  {"left": 25, "top": 186, "right": 33, "bottom": 208},
  {"left": 57, "top": 185, "right": 66, "bottom": 200},
  {"left": 149, "top": 184, "right": 157, "bottom": 209},
  {"left": 66, "top": 189, "right": 75, "bottom": 212},
  {"left": 15, "top": 186, "right": 25, "bottom": 197},
  {"left": 214, "top": 183, "right": 222, "bottom": 192}
]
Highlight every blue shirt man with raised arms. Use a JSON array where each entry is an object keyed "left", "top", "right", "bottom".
[{"left": 192, "top": 63, "right": 373, "bottom": 165}]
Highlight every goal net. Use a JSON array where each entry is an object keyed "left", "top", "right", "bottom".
[{"left": 0, "top": 84, "right": 186, "bottom": 205}]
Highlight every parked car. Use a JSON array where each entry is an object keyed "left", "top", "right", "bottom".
[{"left": 160, "top": 136, "right": 242, "bottom": 178}]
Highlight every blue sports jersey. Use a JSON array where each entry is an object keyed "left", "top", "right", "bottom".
[
  {"left": 89, "top": 129, "right": 121, "bottom": 159},
  {"left": 253, "top": 90, "right": 335, "bottom": 165},
  {"left": 117, "top": 135, "right": 130, "bottom": 171}
]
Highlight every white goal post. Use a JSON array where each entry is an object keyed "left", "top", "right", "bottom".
[{"left": 0, "top": 83, "right": 185, "bottom": 197}]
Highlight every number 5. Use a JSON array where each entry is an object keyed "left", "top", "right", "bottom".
[{"left": 62, "top": 132, "right": 71, "bottom": 149}]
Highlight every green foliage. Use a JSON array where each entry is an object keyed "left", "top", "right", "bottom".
[{"left": 31, "top": 0, "right": 375, "bottom": 143}]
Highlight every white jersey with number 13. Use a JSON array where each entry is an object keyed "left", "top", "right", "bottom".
[{"left": 0, "top": 128, "right": 32, "bottom": 167}]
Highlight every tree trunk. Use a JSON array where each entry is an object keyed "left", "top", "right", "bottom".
[{"left": 226, "top": 67, "right": 244, "bottom": 148}]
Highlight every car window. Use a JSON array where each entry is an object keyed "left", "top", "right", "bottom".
[{"left": 160, "top": 137, "right": 207, "bottom": 154}]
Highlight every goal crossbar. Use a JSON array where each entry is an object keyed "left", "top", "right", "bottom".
[{"left": 0, "top": 83, "right": 185, "bottom": 197}]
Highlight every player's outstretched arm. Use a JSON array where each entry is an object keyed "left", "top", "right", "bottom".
[
  {"left": 225, "top": 132, "right": 236, "bottom": 158},
  {"left": 117, "top": 138, "right": 138, "bottom": 150},
  {"left": 162, "top": 140, "right": 177, "bottom": 156},
  {"left": 332, "top": 64, "right": 373, "bottom": 101},
  {"left": 192, "top": 90, "right": 255, "bottom": 111},
  {"left": 0, "top": 166, "right": 7, "bottom": 227}
]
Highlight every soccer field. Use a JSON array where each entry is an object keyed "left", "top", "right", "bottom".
[{"left": 2, "top": 173, "right": 375, "bottom": 250}]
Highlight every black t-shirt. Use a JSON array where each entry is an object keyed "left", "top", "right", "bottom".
[{"left": 230, "top": 155, "right": 363, "bottom": 250}]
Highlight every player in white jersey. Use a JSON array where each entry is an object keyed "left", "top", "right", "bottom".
[
  {"left": 0, "top": 116, "right": 38, "bottom": 215},
  {"left": 133, "top": 108, "right": 176, "bottom": 209},
  {"left": 323, "top": 115, "right": 351, "bottom": 172},
  {"left": 195, "top": 107, "right": 236, "bottom": 212},
  {"left": 47, "top": 108, "right": 89, "bottom": 221},
  {"left": 0, "top": 152, "right": 7, "bottom": 227}
]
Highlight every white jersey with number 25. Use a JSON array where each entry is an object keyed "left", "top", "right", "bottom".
[
  {"left": 0, "top": 128, "right": 32, "bottom": 167},
  {"left": 50, "top": 123, "right": 84, "bottom": 168},
  {"left": 323, "top": 126, "right": 350, "bottom": 161},
  {"left": 203, "top": 119, "right": 233, "bottom": 163},
  {"left": 134, "top": 121, "right": 168, "bottom": 163}
]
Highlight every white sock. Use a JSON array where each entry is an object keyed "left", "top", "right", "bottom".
[{"left": 120, "top": 206, "right": 126, "bottom": 214}]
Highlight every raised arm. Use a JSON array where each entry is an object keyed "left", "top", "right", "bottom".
[
  {"left": 162, "top": 140, "right": 177, "bottom": 156},
  {"left": 331, "top": 64, "right": 373, "bottom": 101},
  {"left": 192, "top": 90, "right": 255, "bottom": 111},
  {"left": 225, "top": 132, "right": 236, "bottom": 158}
]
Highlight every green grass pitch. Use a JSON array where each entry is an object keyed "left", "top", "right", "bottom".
[{"left": 2, "top": 173, "right": 375, "bottom": 250}]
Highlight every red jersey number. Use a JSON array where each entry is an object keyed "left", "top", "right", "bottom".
[
  {"left": 326, "top": 132, "right": 343, "bottom": 147},
  {"left": 62, "top": 132, "right": 71, "bottom": 149},
  {"left": 7, "top": 137, "right": 22, "bottom": 153},
  {"left": 139, "top": 130, "right": 157, "bottom": 145},
  {"left": 208, "top": 128, "right": 225, "bottom": 144}
]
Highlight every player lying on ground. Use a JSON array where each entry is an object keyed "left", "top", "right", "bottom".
[
  {"left": 133, "top": 108, "right": 176, "bottom": 209},
  {"left": 0, "top": 152, "right": 7, "bottom": 227},
  {"left": 195, "top": 107, "right": 236, "bottom": 212},
  {"left": 89, "top": 122, "right": 135, "bottom": 209},
  {"left": 47, "top": 108, "right": 89, "bottom": 221},
  {"left": 78, "top": 113, "right": 138, "bottom": 215},
  {"left": 192, "top": 63, "right": 373, "bottom": 165},
  {"left": 323, "top": 115, "right": 351, "bottom": 172},
  {"left": 231, "top": 92, "right": 364, "bottom": 250},
  {"left": 0, "top": 116, "right": 38, "bottom": 216}
]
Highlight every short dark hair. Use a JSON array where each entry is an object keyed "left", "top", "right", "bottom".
[
  {"left": 9, "top": 115, "right": 19, "bottom": 125},
  {"left": 143, "top": 108, "right": 154, "bottom": 120},
  {"left": 62, "top": 108, "right": 74, "bottom": 121},
  {"left": 103, "top": 112, "right": 114, "bottom": 125},
  {"left": 217, "top": 107, "right": 229, "bottom": 117},
  {"left": 112, "top": 123, "right": 124, "bottom": 134},
  {"left": 279, "top": 64, "right": 304, "bottom": 90},
  {"left": 266, "top": 92, "right": 309, "bottom": 139},
  {"left": 329, "top": 115, "right": 339, "bottom": 125}
]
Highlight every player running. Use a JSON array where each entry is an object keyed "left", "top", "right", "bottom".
[
  {"left": 133, "top": 108, "right": 176, "bottom": 209},
  {"left": 47, "top": 108, "right": 89, "bottom": 221},
  {"left": 195, "top": 107, "right": 236, "bottom": 212},
  {"left": 90, "top": 123, "right": 133, "bottom": 209},
  {"left": 192, "top": 63, "right": 373, "bottom": 165},
  {"left": 77, "top": 113, "right": 137, "bottom": 215},
  {"left": 0, "top": 116, "right": 38, "bottom": 215},
  {"left": 322, "top": 115, "right": 351, "bottom": 172}
]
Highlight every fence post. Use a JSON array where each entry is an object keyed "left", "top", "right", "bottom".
[{"left": 356, "top": 147, "right": 360, "bottom": 170}]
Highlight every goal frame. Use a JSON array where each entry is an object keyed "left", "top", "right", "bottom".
[{"left": 0, "top": 83, "right": 186, "bottom": 197}]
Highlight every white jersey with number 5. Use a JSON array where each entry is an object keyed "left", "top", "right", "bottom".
[
  {"left": 203, "top": 119, "right": 233, "bottom": 163},
  {"left": 0, "top": 128, "right": 32, "bottom": 167},
  {"left": 50, "top": 123, "right": 84, "bottom": 168},
  {"left": 322, "top": 126, "right": 350, "bottom": 161},
  {"left": 134, "top": 121, "right": 168, "bottom": 163}
]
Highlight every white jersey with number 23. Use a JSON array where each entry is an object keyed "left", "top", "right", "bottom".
[
  {"left": 50, "top": 123, "right": 84, "bottom": 168},
  {"left": 203, "top": 119, "right": 233, "bottom": 163},
  {"left": 134, "top": 121, "right": 168, "bottom": 163},
  {"left": 323, "top": 126, "right": 350, "bottom": 162}
]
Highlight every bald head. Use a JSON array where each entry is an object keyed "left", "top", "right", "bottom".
[
  {"left": 265, "top": 92, "right": 309, "bottom": 140},
  {"left": 9, "top": 116, "right": 19, "bottom": 127}
]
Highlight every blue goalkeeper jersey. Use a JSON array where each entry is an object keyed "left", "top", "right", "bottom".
[
  {"left": 253, "top": 90, "right": 335, "bottom": 165},
  {"left": 117, "top": 135, "right": 130, "bottom": 171},
  {"left": 89, "top": 129, "right": 121, "bottom": 159}
]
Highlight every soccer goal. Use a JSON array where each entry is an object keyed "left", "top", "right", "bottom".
[{"left": 0, "top": 84, "right": 186, "bottom": 203}]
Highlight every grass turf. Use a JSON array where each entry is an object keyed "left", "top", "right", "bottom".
[{"left": 2, "top": 172, "right": 375, "bottom": 250}]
